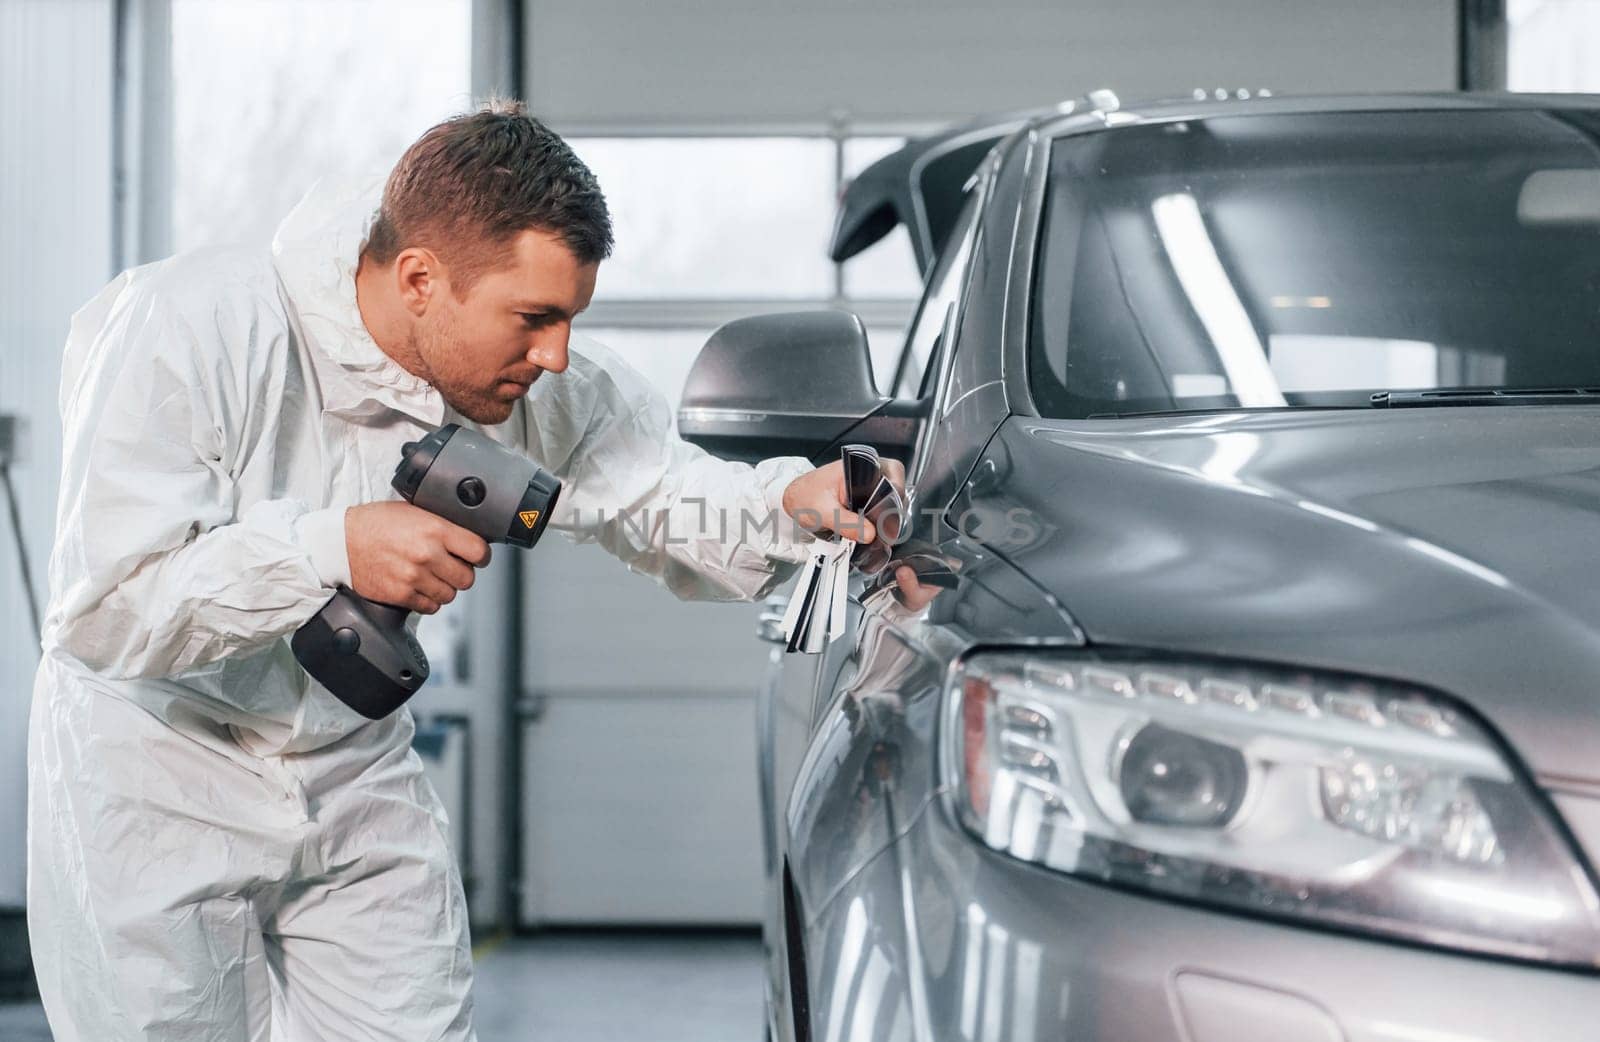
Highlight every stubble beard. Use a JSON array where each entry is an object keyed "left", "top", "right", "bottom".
[{"left": 409, "top": 319, "right": 517, "bottom": 426}]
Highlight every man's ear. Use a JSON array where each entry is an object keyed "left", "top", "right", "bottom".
[{"left": 394, "top": 247, "right": 445, "bottom": 316}]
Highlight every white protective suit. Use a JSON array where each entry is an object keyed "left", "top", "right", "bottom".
[{"left": 27, "top": 175, "right": 816, "bottom": 1041}]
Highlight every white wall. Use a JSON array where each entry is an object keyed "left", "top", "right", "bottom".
[
  {"left": 525, "top": 0, "right": 1458, "bottom": 130},
  {"left": 0, "top": 0, "right": 116, "bottom": 908}
]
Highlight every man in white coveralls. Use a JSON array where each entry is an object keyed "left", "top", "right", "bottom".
[{"left": 28, "top": 99, "right": 901, "bottom": 1040}]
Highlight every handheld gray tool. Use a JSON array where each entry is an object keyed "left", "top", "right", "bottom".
[{"left": 291, "top": 423, "right": 560, "bottom": 719}]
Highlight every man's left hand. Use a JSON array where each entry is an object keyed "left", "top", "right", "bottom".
[{"left": 781, "top": 457, "right": 906, "bottom": 545}]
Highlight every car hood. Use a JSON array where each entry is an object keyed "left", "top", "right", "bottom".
[{"left": 956, "top": 407, "right": 1600, "bottom": 783}]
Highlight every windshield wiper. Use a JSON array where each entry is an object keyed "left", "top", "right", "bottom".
[{"left": 1370, "top": 388, "right": 1600, "bottom": 408}]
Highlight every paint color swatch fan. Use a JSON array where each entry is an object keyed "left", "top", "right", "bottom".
[{"left": 779, "top": 444, "right": 908, "bottom": 653}]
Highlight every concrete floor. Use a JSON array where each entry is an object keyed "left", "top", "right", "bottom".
[
  {"left": 0, "top": 999, "right": 49, "bottom": 1042},
  {"left": 0, "top": 930, "right": 765, "bottom": 1041}
]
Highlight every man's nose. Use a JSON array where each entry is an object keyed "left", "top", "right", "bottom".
[{"left": 527, "top": 324, "right": 571, "bottom": 374}]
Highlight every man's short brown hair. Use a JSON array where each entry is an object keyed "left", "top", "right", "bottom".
[{"left": 365, "top": 98, "right": 613, "bottom": 293}]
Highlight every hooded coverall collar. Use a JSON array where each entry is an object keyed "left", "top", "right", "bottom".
[{"left": 271, "top": 175, "right": 447, "bottom": 427}]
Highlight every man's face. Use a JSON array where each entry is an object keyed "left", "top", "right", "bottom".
[{"left": 411, "top": 228, "right": 599, "bottom": 425}]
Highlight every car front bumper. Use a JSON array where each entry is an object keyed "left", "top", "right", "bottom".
[{"left": 798, "top": 797, "right": 1600, "bottom": 1042}]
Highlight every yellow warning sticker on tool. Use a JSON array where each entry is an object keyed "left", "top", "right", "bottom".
[{"left": 519, "top": 509, "right": 541, "bottom": 528}]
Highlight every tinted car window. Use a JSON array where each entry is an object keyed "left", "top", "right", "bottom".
[
  {"left": 893, "top": 193, "right": 980, "bottom": 399},
  {"left": 1029, "top": 109, "right": 1600, "bottom": 417}
]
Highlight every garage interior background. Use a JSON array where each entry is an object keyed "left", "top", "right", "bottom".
[{"left": 0, "top": 0, "right": 1591, "bottom": 1000}]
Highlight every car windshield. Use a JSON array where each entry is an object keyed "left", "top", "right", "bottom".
[{"left": 1028, "top": 108, "right": 1600, "bottom": 417}]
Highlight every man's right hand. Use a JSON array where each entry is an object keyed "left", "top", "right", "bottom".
[{"left": 344, "top": 502, "right": 492, "bottom": 614}]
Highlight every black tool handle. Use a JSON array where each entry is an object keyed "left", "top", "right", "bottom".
[{"left": 290, "top": 588, "right": 430, "bottom": 719}]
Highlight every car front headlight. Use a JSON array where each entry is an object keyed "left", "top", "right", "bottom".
[{"left": 944, "top": 650, "right": 1600, "bottom": 967}]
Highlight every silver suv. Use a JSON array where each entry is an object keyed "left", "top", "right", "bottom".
[{"left": 681, "top": 92, "right": 1600, "bottom": 1041}]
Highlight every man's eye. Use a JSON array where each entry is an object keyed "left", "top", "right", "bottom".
[{"left": 520, "top": 312, "right": 551, "bottom": 327}]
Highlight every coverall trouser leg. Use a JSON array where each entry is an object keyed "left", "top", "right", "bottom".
[{"left": 28, "top": 670, "right": 475, "bottom": 1042}]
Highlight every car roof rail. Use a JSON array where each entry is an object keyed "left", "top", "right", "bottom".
[
  {"left": 1191, "top": 87, "right": 1276, "bottom": 101},
  {"left": 1086, "top": 88, "right": 1121, "bottom": 113}
]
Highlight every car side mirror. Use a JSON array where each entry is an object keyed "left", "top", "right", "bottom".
[{"left": 677, "top": 311, "right": 915, "bottom": 463}]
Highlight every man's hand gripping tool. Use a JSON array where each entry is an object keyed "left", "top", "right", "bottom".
[{"left": 291, "top": 423, "right": 560, "bottom": 719}]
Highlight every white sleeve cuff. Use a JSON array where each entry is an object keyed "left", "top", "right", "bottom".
[{"left": 293, "top": 505, "right": 352, "bottom": 589}]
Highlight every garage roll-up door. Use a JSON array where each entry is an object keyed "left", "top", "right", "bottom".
[{"left": 524, "top": 0, "right": 1457, "bottom": 131}]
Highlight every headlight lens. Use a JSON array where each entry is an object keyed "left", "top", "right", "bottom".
[
  {"left": 1120, "top": 725, "right": 1248, "bottom": 828},
  {"left": 945, "top": 651, "right": 1600, "bottom": 967}
]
